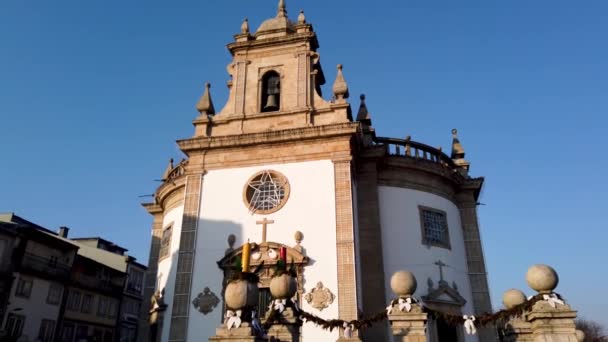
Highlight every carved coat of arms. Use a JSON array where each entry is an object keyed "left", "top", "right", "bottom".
[
  {"left": 192, "top": 287, "right": 220, "bottom": 315},
  {"left": 304, "top": 282, "right": 335, "bottom": 311}
]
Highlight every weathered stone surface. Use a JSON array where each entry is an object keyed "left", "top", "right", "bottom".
[
  {"left": 390, "top": 271, "right": 417, "bottom": 297},
  {"left": 526, "top": 264, "right": 559, "bottom": 293},
  {"left": 269, "top": 274, "right": 297, "bottom": 299}
]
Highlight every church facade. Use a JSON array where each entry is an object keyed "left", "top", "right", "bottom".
[{"left": 142, "top": 2, "right": 493, "bottom": 341}]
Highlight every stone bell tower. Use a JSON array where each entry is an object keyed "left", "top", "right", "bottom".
[{"left": 190, "top": 0, "right": 353, "bottom": 140}]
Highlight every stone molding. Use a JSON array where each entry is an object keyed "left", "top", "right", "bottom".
[
  {"left": 168, "top": 174, "right": 203, "bottom": 342},
  {"left": 179, "top": 122, "right": 357, "bottom": 153},
  {"left": 333, "top": 160, "right": 361, "bottom": 342}
]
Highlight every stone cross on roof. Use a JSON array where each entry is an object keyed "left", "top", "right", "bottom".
[
  {"left": 256, "top": 217, "right": 275, "bottom": 243},
  {"left": 434, "top": 260, "right": 448, "bottom": 285}
]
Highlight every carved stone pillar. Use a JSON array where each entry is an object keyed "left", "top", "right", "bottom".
[
  {"left": 266, "top": 307, "right": 301, "bottom": 342},
  {"left": 503, "top": 317, "right": 533, "bottom": 342},
  {"left": 387, "top": 303, "right": 428, "bottom": 342},
  {"left": 527, "top": 300, "right": 578, "bottom": 342},
  {"left": 208, "top": 324, "right": 266, "bottom": 342}
]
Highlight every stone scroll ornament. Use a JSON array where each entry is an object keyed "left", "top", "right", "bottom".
[
  {"left": 192, "top": 287, "right": 220, "bottom": 315},
  {"left": 304, "top": 281, "right": 335, "bottom": 311}
]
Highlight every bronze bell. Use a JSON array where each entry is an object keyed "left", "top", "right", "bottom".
[{"left": 264, "top": 94, "right": 279, "bottom": 111}]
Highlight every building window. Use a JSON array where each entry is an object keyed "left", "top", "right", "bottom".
[
  {"left": 81, "top": 294, "right": 93, "bottom": 314},
  {"left": 419, "top": 206, "right": 451, "bottom": 249},
  {"left": 159, "top": 225, "right": 172, "bottom": 260},
  {"left": 66, "top": 290, "right": 82, "bottom": 311},
  {"left": 97, "top": 297, "right": 108, "bottom": 317},
  {"left": 61, "top": 323, "right": 75, "bottom": 342},
  {"left": 243, "top": 170, "right": 290, "bottom": 214},
  {"left": 46, "top": 283, "right": 62, "bottom": 305},
  {"left": 48, "top": 255, "right": 58, "bottom": 268},
  {"left": 15, "top": 277, "right": 33, "bottom": 298},
  {"left": 107, "top": 299, "right": 118, "bottom": 319},
  {"left": 75, "top": 325, "right": 88, "bottom": 341},
  {"left": 260, "top": 70, "right": 281, "bottom": 112},
  {"left": 38, "top": 319, "right": 56, "bottom": 342},
  {"left": 127, "top": 268, "right": 144, "bottom": 293},
  {"left": 5, "top": 314, "right": 25, "bottom": 338}
]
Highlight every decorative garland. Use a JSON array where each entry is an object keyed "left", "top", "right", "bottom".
[{"left": 261, "top": 292, "right": 564, "bottom": 335}]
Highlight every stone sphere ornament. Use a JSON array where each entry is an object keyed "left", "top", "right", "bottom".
[
  {"left": 526, "top": 264, "right": 559, "bottom": 293},
  {"left": 224, "top": 279, "right": 259, "bottom": 310},
  {"left": 390, "top": 270, "right": 417, "bottom": 297},
  {"left": 270, "top": 274, "right": 297, "bottom": 299},
  {"left": 575, "top": 329, "right": 585, "bottom": 342},
  {"left": 502, "top": 289, "right": 527, "bottom": 309}
]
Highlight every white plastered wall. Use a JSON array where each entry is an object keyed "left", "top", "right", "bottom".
[
  {"left": 187, "top": 159, "right": 340, "bottom": 342},
  {"left": 3, "top": 274, "right": 63, "bottom": 341},
  {"left": 378, "top": 186, "right": 478, "bottom": 342}
]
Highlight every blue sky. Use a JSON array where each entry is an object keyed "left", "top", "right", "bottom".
[{"left": 1, "top": 0, "right": 606, "bottom": 326}]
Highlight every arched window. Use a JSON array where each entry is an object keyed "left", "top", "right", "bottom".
[{"left": 261, "top": 71, "right": 281, "bottom": 112}]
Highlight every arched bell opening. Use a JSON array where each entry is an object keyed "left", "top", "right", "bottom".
[{"left": 260, "top": 71, "right": 281, "bottom": 112}]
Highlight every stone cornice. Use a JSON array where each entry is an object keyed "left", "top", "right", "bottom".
[
  {"left": 142, "top": 202, "right": 162, "bottom": 215},
  {"left": 177, "top": 122, "right": 358, "bottom": 155},
  {"left": 227, "top": 31, "right": 318, "bottom": 55}
]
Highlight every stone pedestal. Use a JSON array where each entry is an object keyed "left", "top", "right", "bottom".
[
  {"left": 266, "top": 307, "right": 301, "bottom": 342},
  {"left": 387, "top": 303, "right": 428, "bottom": 342},
  {"left": 503, "top": 317, "right": 533, "bottom": 342},
  {"left": 527, "top": 301, "right": 578, "bottom": 342},
  {"left": 208, "top": 323, "right": 266, "bottom": 342}
]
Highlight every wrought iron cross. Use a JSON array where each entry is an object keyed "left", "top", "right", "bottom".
[
  {"left": 256, "top": 217, "right": 275, "bottom": 243},
  {"left": 434, "top": 260, "right": 447, "bottom": 282}
]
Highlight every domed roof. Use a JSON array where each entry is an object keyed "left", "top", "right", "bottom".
[
  {"left": 256, "top": 16, "right": 295, "bottom": 34},
  {"left": 255, "top": 0, "right": 295, "bottom": 37}
]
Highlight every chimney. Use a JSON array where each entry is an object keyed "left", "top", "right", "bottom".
[{"left": 58, "top": 226, "right": 69, "bottom": 238}]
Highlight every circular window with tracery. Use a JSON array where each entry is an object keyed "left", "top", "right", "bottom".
[{"left": 243, "top": 170, "right": 290, "bottom": 214}]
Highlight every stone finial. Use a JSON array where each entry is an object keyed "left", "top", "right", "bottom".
[
  {"left": 162, "top": 158, "right": 174, "bottom": 180},
  {"left": 294, "top": 231, "right": 303, "bottom": 245},
  {"left": 450, "top": 128, "right": 470, "bottom": 171},
  {"left": 278, "top": 0, "right": 287, "bottom": 17},
  {"left": 196, "top": 82, "right": 215, "bottom": 116},
  {"left": 356, "top": 94, "right": 372, "bottom": 124},
  {"left": 451, "top": 128, "right": 465, "bottom": 158},
  {"left": 297, "top": 10, "right": 306, "bottom": 24},
  {"left": 225, "top": 234, "right": 236, "bottom": 255},
  {"left": 526, "top": 264, "right": 559, "bottom": 294},
  {"left": 502, "top": 289, "right": 526, "bottom": 309},
  {"left": 241, "top": 17, "right": 249, "bottom": 34},
  {"left": 332, "top": 64, "right": 349, "bottom": 101},
  {"left": 575, "top": 330, "right": 585, "bottom": 342},
  {"left": 390, "top": 271, "right": 417, "bottom": 297}
]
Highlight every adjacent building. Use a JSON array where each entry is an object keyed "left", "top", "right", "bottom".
[
  {"left": 60, "top": 240, "right": 126, "bottom": 342},
  {"left": 0, "top": 215, "right": 147, "bottom": 342},
  {"left": 68, "top": 238, "right": 147, "bottom": 342},
  {"left": 0, "top": 214, "right": 78, "bottom": 342}
]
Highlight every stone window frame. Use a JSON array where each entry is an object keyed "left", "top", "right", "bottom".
[
  {"left": 242, "top": 170, "right": 290, "bottom": 215},
  {"left": 66, "top": 289, "right": 82, "bottom": 311},
  {"left": 257, "top": 66, "right": 284, "bottom": 113},
  {"left": 418, "top": 205, "right": 451, "bottom": 250},
  {"left": 15, "top": 277, "right": 33, "bottom": 299},
  {"left": 38, "top": 319, "right": 56, "bottom": 342},
  {"left": 46, "top": 283, "right": 62, "bottom": 305},
  {"left": 159, "top": 223, "right": 173, "bottom": 261},
  {"left": 81, "top": 293, "right": 94, "bottom": 314}
]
